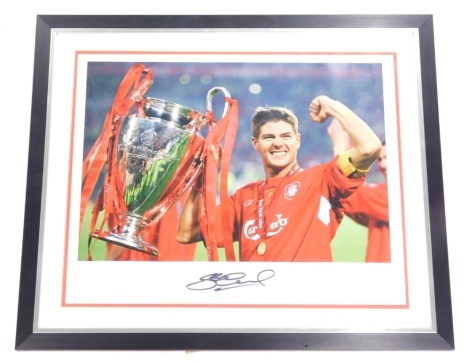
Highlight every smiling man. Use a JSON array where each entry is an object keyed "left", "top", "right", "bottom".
[{"left": 177, "top": 95, "right": 381, "bottom": 262}]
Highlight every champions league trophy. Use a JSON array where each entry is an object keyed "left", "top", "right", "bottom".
[{"left": 90, "top": 87, "right": 231, "bottom": 256}]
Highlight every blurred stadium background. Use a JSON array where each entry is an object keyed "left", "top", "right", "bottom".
[{"left": 80, "top": 61, "right": 385, "bottom": 261}]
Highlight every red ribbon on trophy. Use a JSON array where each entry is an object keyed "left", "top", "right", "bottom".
[
  {"left": 81, "top": 64, "right": 154, "bottom": 240},
  {"left": 198, "top": 97, "right": 239, "bottom": 261}
]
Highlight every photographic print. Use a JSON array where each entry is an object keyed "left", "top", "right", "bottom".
[{"left": 79, "top": 60, "right": 386, "bottom": 263}]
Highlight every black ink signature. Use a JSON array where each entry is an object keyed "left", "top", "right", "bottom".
[{"left": 186, "top": 269, "right": 275, "bottom": 292}]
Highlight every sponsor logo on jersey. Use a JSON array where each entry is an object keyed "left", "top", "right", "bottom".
[
  {"left": 244, "top": 220, "right": 260, "bottom": 240},
  {"left": 243, "top": 214, "right": 288, "bottom": 241},
  {"left": 285, "top": 181, "right": 300, "bottom": 200},
  {"left": 268, "top": 214, "right": 287, "bottom": 236}
]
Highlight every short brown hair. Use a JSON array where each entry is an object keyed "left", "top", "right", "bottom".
[{"left": 251, "top": 106, "right": 299, "bottom": 138}]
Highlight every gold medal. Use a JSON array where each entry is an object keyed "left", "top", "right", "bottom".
[{"left": 257, "top": 241, "right": 266, "bottom": 256}]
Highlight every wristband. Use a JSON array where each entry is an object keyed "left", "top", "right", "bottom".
[{"left": 337, "top": 150, "right": 371, "bottom": 177}]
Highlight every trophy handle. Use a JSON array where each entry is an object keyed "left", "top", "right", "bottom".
[{"left": 206, "top": 87, "right": 232, "bottom": 118}]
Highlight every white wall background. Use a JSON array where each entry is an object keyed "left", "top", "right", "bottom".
[{"left": 1, "top": 1, "right": 468, "bottom": 362}]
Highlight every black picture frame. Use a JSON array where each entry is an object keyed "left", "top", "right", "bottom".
[{"left": 16, "top": 14, "right": 453, "bottom": 351}]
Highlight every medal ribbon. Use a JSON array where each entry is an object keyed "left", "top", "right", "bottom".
[{"left": 256, "top": 163, "right": 301, "bottom": 243}]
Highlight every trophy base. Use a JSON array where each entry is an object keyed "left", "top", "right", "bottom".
[
  {"left": 90, "top": 214, "right": 159, "bottom": 256},
  {"left": 91, "top": 231, "right": 160, "bottom": 256}
]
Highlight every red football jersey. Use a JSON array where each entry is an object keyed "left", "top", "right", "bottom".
[
  {"left": 342, "top": 182, "right": 390, "bottom": 262},
  {"left": 228, "top": 158, "right": 365, "bottom": 262}
]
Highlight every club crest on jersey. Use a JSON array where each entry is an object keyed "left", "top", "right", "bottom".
[{"left": 285, "top": 181, "right": 300, "bottom": 200}]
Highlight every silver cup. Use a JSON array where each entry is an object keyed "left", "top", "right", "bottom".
[{"left": 91, "top": 87, "right": 231, "bottom": 256}]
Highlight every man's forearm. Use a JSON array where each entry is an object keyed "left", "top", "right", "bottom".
[
  {"left": 176, "top": 190, "right": 204, "bottom": 243},
  {"left": 326, "top": 100, "right": 381, "bottom": 170}
]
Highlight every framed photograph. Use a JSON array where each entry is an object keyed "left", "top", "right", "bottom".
[{"left": 16, "top": 14, "right": 454, "bottom": 350}]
